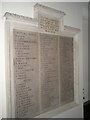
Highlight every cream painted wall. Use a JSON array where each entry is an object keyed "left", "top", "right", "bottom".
[{"left": 0, "top": 2, "right": 88, "bottom": 118}]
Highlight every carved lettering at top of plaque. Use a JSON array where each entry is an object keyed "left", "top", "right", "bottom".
[{"left": 39, "top": 16, "right": 59, "bottom": 33}]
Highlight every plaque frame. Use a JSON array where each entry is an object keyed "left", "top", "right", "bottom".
[{"left": 4, "top": 3, "right": 80, "bottom": 118}]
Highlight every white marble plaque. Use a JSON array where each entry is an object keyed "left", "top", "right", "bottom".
[
  {"left": 5, "top": 6, "right": 80, "bottom": 117},
  {"left": 13, "top": 29, "right": 40, "bottom": 118}
]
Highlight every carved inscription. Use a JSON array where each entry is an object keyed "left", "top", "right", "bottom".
[
  {"left": 12, "top": 30, "right": 75, "bottom": 117},
  {"left": 40, "top": 33, "right": 59, "bottom": 111},
  {"left": 13, "top": 29, "right": 39, "bottom": 117},
  {"left": 59, "top": 36, "right": 74, "bottom": 105},
  {"left": 39, "top": 16, "right": 59, "bottom": 33}
]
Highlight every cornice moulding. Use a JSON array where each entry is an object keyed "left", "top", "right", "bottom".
[
  {"left": 34, "top": 3, "right": 66, "bottom": 19},
  {"left": 4, "top": 12, "right": 38, "bottom": 26}
]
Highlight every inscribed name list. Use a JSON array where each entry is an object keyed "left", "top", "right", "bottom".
[
  {"left": 59, "top": 36, "right": 74, "bottom": 105},
  {"left": 13, "top": 29, "right": 39, "bottom": 117},
  {"left": 40, "top": 33, "right": 59, "bottom": 111}
]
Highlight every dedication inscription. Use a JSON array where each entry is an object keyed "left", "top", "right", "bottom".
[
  {"left": 13, "top": 29, "right": 39, "bottom": 117},
  {"left": 39, "top": 17, "right": 59, "bottom": 33}
]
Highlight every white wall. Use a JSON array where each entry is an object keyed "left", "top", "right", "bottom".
[
  {"left": 0, "top": 1, "right": 6, "bottom": 120},
  {"left": 0, "top": 2, "right": 88, "bottom": 118},
  {"left": 82, "top": 3, "right": 88, "bottom": 102},
  {"left": 0, "top": 3, "right": 2, "bottom": 119},
  {"left": 83, "top": 18, "right": 88, "bottom": 102}
]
